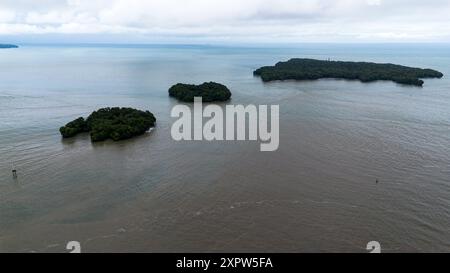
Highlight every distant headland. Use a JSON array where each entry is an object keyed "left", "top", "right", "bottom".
[
  {"left": 60, "top": 107, "right": 156, "bottom": 142},
  {"left": 0, "top": 44, "right": 19, "bottom": 49},
  {"left": 254, "top": 58, "right": 444, "bottom": 86},
  {"left": 169, "top": 82, "right": 232, "bottom": 102}
]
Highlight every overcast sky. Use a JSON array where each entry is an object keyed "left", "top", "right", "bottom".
[{"left": 0, "top": 0, "right": 449, "bottom": 44}]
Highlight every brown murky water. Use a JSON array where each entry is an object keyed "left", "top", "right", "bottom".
[{"left": 1, "top": 44, "right": 449, "bottom": 252}]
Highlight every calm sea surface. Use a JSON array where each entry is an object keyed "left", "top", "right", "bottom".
[{"left": 0, "top": 44, "right": 449, "bottom": 252}]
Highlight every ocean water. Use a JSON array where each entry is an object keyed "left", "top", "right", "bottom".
[{"left": 0, "top": 44, "right": 449, "bottom": 252}]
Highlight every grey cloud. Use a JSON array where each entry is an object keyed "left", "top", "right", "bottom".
[{"left": 0, "top": 0, "right": 449, "bottom": 42}]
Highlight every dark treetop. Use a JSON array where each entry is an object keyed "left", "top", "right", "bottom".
[
  {"left": 0, "top": 44, "right": 18, "bottom": 48},
  {"left": 169, "top": 82, "right": 232, "bottom": 102},
  {"left": 254, "top": 58, "right": 444, "bottom": 86},
  {"left": 60, "top": 107, "right": 156, "bottom": 142}
]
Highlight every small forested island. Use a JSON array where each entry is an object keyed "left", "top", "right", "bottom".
[
  {"left": 254, "top": 58, "right": 444, "bottom": 86},
  {"left": 169, "top": 82, "right": 232, "bottom": 102},
  {"left": 0, "top": 44, "right": 18, "bottom": 48},
  {"left": 60, "top": 107, "right": 156, "bottom": 142}
]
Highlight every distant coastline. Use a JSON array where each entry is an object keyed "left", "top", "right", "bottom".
[{"left": 0, "top": 44, "right": 19, "bottom": 49}]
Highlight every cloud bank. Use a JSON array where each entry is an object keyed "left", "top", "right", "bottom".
[{"left": 0, "top": 0, "right": 449, "bottom": 43}]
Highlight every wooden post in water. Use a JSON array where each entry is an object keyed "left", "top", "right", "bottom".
[{"left": 12, "top": 163, "right": 17, "bottom": 179}]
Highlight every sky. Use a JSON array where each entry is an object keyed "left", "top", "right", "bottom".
[{"left": 0, "top": 0, "right": 450, "bottom": 44}]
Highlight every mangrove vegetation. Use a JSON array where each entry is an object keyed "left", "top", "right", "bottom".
[
  {"left": 169, "top": 82, "right": 232, "bottom": 102},
  {"left": 60, "top": 107, "right": 156, "bottom": 142},
  {"left": 254, "top": 58, "right": 444, "bottom": 86}
]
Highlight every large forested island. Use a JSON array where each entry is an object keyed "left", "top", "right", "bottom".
[
  {"left": 0, "top": 44, "right": 18, "bottom": 48},
  {"left": 169, "top": 82, "right": 232, "bottom": 102},
  {"left": 254, "top": 58, "right": 444, "bottom": 86},
  {"left": 60, "top": 107, "right": 156, "bottom": 142}
]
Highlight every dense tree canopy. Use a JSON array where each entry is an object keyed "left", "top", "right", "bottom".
[
  {"left": 169, "top": 82, "right": 232, "bottom": 102},
  {"left": 60, "top": 117, "right": 89, "bottom": 138},
  {"left": 254, "top": 58, "right": 443, "bottom": 86},
  {"left": 60, "top": 107, "right": 156, "bottom": 142}
]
